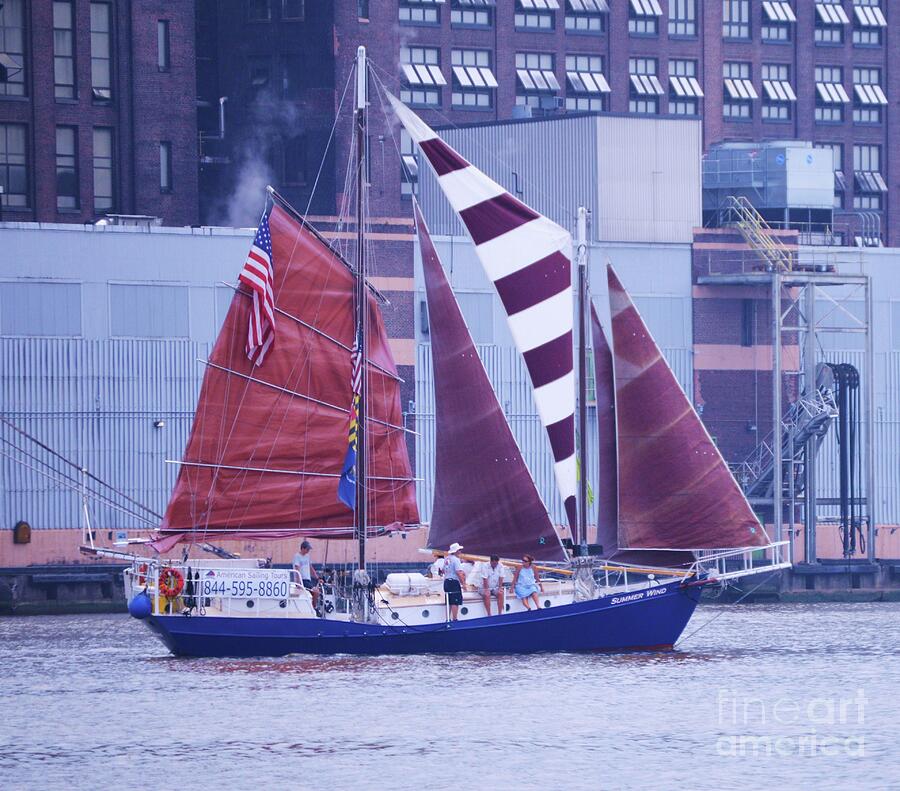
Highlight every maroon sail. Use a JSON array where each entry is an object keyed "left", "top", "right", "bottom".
[
  {"left": 417, "top": 204, "right": 565, "bottom": 561},
  {"left": 157, "top": 201, "right": 418, "bottom": 546},
  {"left": 608, "top": 265, "right": 767, "bottom": 550}
]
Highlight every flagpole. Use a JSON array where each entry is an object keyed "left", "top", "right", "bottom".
[{"left": 354, "top": 46, "right": 368, "bottom": 572}]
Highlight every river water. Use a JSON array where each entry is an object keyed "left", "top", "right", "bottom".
[{"left": 1, "top": 603, "right": 898, "bottom": 791}]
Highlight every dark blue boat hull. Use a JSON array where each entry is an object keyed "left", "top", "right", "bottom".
[{"left": 143, "top": 581, "right": 700, "bottom": 657}]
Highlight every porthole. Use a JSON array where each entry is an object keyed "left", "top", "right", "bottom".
[
  {"left": 246, "top": 599, "right": 255, "bottom": 608},
  {"left": 278, "top": 600, "right": 287, "bottom": 608},
  {"left": 460, "top": 606, "right": 469, "bottom": 615},
  {"left": 422, "top": 609, "right": 430, "bottom": 618},
  {"left": 391, "top": 611, "right": 400, "bottom": 620},
  {"left": 543, "top": 600, "right": 551, "bottom": 608}
]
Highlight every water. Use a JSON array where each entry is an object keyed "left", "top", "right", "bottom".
[{"left": 1, "top": 604, "right": 898, "bottom": 791}]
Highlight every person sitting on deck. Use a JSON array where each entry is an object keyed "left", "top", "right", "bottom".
[
  {"left": 482, "top": 555, "right": 506, "bottom": 616},
  {"left": 441, "top": 543, "right": 466, "bottom": 621},
  {"left": 292, "top": 540, "right": 321, "bottom": 609},
  {"left": 512, "top": 555, "right": 543, "bottom": 611}
]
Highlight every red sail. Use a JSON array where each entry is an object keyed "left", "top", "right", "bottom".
[
  {"left": 607, "top": 265, "right": 768, "bottom": 550},
  {"left": 417, "top": 205, "right": 566, "bottom": 561},
  {"left": 158, "top": 203, "right": 418, "bottom": 543}
]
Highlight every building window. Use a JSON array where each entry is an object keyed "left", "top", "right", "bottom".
[
  {"left": 93, "top": 128, "right": 114, "bottom": 213},
  {"left": 53, "top": 1, "right": 76, "bottom": 99},
  {"left": 515, "top": 52, "right": 560, "bottom": 110},
  {"left": 55, "top": 127, "right": 79, "bottom": 210},
  {"left": 282, "top": 0, "right": 304, "bottom": 19},
  {"left": 815, "top": 0, "right": 847, "bottom": 42},
  {"left": 852, "top": 0, "right": 886, "bottom": 46},
  {"left": 157, "top": 20, "right": 170, "bottom": 71},
  {"left": 853, "top": 67, "right": 886, "bottom": 123},
  {"left": 853, "top": 144, "right": 886, "bottom": 210},
  {"left": 515, "top": 0, "right": 557, "bottom": 31},
  {"left": 629, "top": 0, "right": 661, "bottom": 35},
  {"left": 761, "top": 64, "right": 794, "bottom": 121},
  {"left": 400, "top": 129, "right": 417, "bottom": 199},
  {"left": 0, "top": 0, "right": 27, "bottom": 97},
  {"left": 815, "top": 142, "right": 845, "bottom": 208},
  {"left": 723, "top": 0, "right": 749, "bottom": 38},
  {"left": 628, "top": 57, "right": 662, "bottom": 115},
  {"left": 400, "top": 47, "right": 445, "bottom": 107},
  {"left": 281, "top": 55, "right": 303, "bottom": 99},
  {"left": 669, "top": 59, "right": 703, "bottom": 116},
  {"left": 249, "top": 56, "right": 271, "bottom": 91},
  {"left": 761, "top": 1, "right": 794, "bottom": 41},
  {"left": 565, "top": 54, "right": 609, "bottom": 112},
  {"left": 281, "top": 135, "right": 306, "bottom": 185},
  {"left": 814, "top": 66, "right": 847, "bottom": 122},
  {"left": 451, "top": 50, "right": 497, "bottom": 110},
  {"left": 668, "top": 0, "right": 697, "bottom": 36},
  {"left": 90, "top": 3, "right": 113, "bottom": 101},
  {"left": 565, "top": 0, "right": 607, "bottom": 34},
  {"left": 400, "top": 1, "right": 439, "bottom": 24},
  {"left": 723, "top": 62, "right": 755, "bottom": 119},
  {"left": 0, "top": 123, "right": 28, "bottom": 208},
  {"left": 247, "top": 0, "right": 271, "bottom": 21},
  {"left": 159, "top": 141, "right": 172, "bottom": 193},
  {"left": 358, "top": 0, "right": 369, "bottom": 19},
  {"left": 452, "top": 1, "right": 492, "bottom": 28}
]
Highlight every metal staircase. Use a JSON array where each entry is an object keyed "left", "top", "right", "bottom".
[
  {"left": 723, "top": 195, "right": 794, "bottom": 272},
  {"left": 732, "top": 385, "right": 838, "bottom": 501}
]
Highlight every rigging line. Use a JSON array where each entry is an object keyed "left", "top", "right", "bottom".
[
  {"left": 221, "top": 282, "right": 403, "bottom": 383},
  {"left": 674, "top": 569, "right": 783, "bottom": 648},
  {"left": 165, "top": 459, "right": 419, "bottom": 482},
  {"left": 0, "top": 450, "right": 158, "bottom": 527},
  {"left": 0, "top": 416, "right": 163, "bottom": 519},
  {"left": 0, "top": 436, "right": 161, "bottom": 526},
  {"left": 368, "top": 63, "right": 577, "bottom": 225}
]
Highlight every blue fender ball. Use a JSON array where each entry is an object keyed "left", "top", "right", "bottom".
[{"left": 128, "top": 591, "right": 153, "bottom": 619}]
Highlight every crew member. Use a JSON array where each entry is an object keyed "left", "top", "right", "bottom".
[
  {"left": 442, "top": 542, "right": 466, "bottom": 621},
  {"left": 292, "top": 540, "right": 321, "bottom": 608},
  {"left": 482, "top": 555, "right": 506, "bottom": 616}
]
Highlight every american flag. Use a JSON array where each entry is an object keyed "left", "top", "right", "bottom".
[
  {"left": 238, "top": 215, "right": 276, "bottom": 366},
  {"left": 338, "top": 323, "right": 363, "bottom": 509}
]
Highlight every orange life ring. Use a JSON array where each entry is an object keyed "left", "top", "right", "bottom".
[
  {"left": 158, "top": 567, "right": 185, "bottom": 599},
  {"left": 137, "top": 563, "right": 147, "bottom": 586}
]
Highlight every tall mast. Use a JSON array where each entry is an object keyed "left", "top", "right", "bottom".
[
  {"left": 355, "top": 46, "right": 368, "bottom": 570},
  {"left": 576, "top": 207, "right": 589, "bottom": 556}
]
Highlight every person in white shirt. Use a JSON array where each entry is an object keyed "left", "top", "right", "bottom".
[
  {"left": 292, "top": 540, "right": 320, "bottom": 608},
  {"left": 481, "top": 555, "right": 506, "bottom": 616}
]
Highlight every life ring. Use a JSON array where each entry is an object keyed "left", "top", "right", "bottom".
[
  {"left": 158, "top": 567, "right": 184, "bottom": 599},
  {"left": 137, "top": 563, "right": 147, "bottom": 585}
]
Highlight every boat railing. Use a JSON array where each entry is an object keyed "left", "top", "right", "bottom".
[{"left": 692, "top": 541, "right": 792, "bottom": 582}]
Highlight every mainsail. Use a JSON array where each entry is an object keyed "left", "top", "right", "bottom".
[
  {"left": 158, "top": 201, "right": 419, "bottom": 545},
  {"left": 390, "top": 94, "right": 578, "bottom": 533},
  {"left": 607, "top": 265, "right": 767, "bottom": 550},
  {"left": 416, "top": 205, "right": 565, "bottom": 561}
]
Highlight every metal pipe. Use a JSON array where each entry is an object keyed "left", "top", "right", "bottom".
[
  {"left": 218, "top": 96, "right": 228, "bottom": 138},
  {"left": 772, "top": 273, "right": 783, "bottom": 548},
  {"left": 804, "top": 284, "right": 817, "bottom": 563},
  {"left": 576, "top": 206, "right": 589, "bottom": 554},
  {"left": 865, "top": 275, "right": 876, "bottom": 561}
]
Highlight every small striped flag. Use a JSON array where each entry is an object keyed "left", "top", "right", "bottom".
[
  {"left": 338, "top": 323, "right": 363, "bottom": 509},
  {"left": 238, "top": 215, "right": 276, "bottom": 366}
]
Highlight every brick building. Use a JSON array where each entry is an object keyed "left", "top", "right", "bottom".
[
  {"left": 0, "top": 0, "right": 198, "bottom": 225},
  {"left": 196, "top": 0, "right": 896, "bottom": 243}
]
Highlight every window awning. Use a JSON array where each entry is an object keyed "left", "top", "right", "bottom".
[
  {"left": 853, "top": 4, "right": 887, "bottom": 27},
  {"left": 402, "top": 155, "right": 419, "bottom": 178},
  {"left": 724, "top": 79, "right": 758, "bottom": 100},
  {"left": 455, "top": 0, "right": 496, "bottom": 6},
  {"left": 834, "top": 171, "right": 846, "bottom": 192},
  {"left": 763, "top": 80, "right": 797, "bottom": 101},
  {"left": 854, "top": 84, "right": 888, "bottom": 105},
  {"left": 567, "top": 71, "right": 611, "bottom": 93},
  {"left": 516, "top": 69, "right": 560, "bottom": 92},
  {"left": 629, "top": 0, "right": 662, "bottom": 16},
  {"left": 630, "top": 74, "right": 664, "bottom": 95},
  {"left": 567, "top": 0, "right": 609, "bottom": 11},
  {"left": 402, "top": 63, "right": 447, "bottom": 86},
  {"left": 816, "top": 82, "right": 850, "bottom": 103},
  {"left": 815, "top": 2, "right": 849, "bottom": 24},
  {"left": 854, "top": 171, "right": 888, "bottom": 193},
  {"left": 452, "top": 65, "right": 499, "bottom": 89},
  {"left": 402, "top": 0, "right": 446, "bottom": 4},
  {"left": 518, "top": 0, "right": 560, "bottom": 9},
  {"left": 762, "top": 1, "right": 796, "bottom": 22},
  {"left": 670, "top": 75, "right": 704, "bottom": 97}
]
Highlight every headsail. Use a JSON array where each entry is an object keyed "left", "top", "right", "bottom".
[
  {"left": 607, "top": 265, "right": 767, "bottom": 550},
  {"left": 390, "top": 94, "right": 577, "bottom": 533},
  {"left": 416, "top": 204, "right": 565, "bottom": 561},
  {"left": 158, "top": 201, "right": 419, "bottom": 545}
]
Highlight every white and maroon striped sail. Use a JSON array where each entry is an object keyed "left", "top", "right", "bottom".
[{"left": 390, "top": 94, "right": 577, "bottom": 531}]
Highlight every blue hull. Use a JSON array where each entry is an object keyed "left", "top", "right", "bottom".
[{"left": 143, "top": 582, "right": 701, "bottom": 657}]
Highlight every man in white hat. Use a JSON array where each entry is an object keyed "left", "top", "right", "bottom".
[{"left": 442, "top": 542, "right": 466, "bottom": 621}]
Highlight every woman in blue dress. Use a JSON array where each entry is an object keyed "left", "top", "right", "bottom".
[{"left": 512, "top": 555, "right": 542, "bottom": 611}]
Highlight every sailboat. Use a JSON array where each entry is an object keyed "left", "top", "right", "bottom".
[{"left": 107, "top": 49, "right": 789, "bottom": 657}]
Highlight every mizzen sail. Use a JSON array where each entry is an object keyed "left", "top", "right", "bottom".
[
  {"left": 159, "top": 201, "right": 418, "bottom": 544},
  {"left": 416, "top": 205, "right": 565, "bottom": 561},
  {"left": 607, "top": 265, "right": 767, "bottom": 550},
  {"left": 390, "top": 94, "right": 577, "bottom": 532}
]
